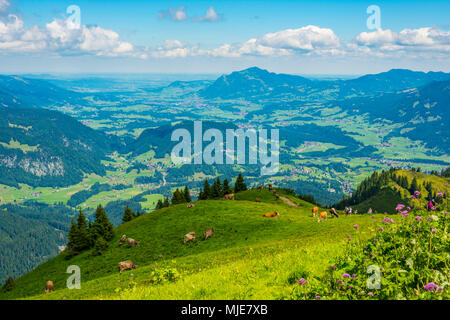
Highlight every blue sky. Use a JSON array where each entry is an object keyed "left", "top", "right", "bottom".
[{"left": 0, "top": 0, "right": 449, "bottom": 74}]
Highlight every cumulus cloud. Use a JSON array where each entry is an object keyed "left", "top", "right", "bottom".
[
  {"left": 0, "top": 4, "right": 145, "bottom": 58},
  {"left": 355, "top": 27, "right": 450, "bottom": 56},
  {"left": 209, "top": 25, "right": 342, "bottom": 58},
  {"left": 150, "top": 39, "right": 206, "bottom": 58},
  {"left": 0, "top": 0, "right": 10, "bottom": 13},
  {"left": 158, "top": 7, "right": 187, "bottom": 21},
  {"left": 193, "top": 6, "right": 222, "bottom": 22}
]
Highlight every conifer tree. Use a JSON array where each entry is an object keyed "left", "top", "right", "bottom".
[
  {"left": 211, "top": 178, "right": 223, "bottom": 198},
  {"left": 122, "top": 205, "right": 134, "bottom": 224},
  {"left": 75, "top": 210, "right": 90, "bottom": 251},
  {"left": 184, "top": 186, "right": 192, "bottom": 202},
  {"left": 91, "top": 236, "right": 108, "bottom": 256},
  {"left": 91, "top": 204, "right": 114, "bottom": 242},
  {"left": 1, "top": 276, "right": 15, "bottom": 293},
  {"left": 223, "top": 178, "right": 232, "bottom": 195},
  {"left": 156, "top": 199, "right": 163, "bottom": 210},
  {"left": 200, "top": 179, "right": 211, "bottom": 200},
  {"left": 234, "top": 174, "right": 247, "bottom": 193},
  {"left": 163, "top": 197, "right": 170, "bottom": 207},
  {"left": 410, "top": 177, "right": 419, "bottom": 194},
  {"left": 66, "top": 218, "right": 78, "bottom": 253}
]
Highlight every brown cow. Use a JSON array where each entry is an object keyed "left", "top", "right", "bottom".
[
  {"left": 45, "top": 281, "right": 54, "bottom": 293},
  {"left": 318, "top": 211, "right": 327, "bottom": 222},
  {"left": 330, "top": 208, "right": 339, "bottom": 218},
  {"left": 255, "top": 198, "right": 261, "bottom": 203},
  {"left": 204, "top": 228, "right": 215, "bottom": 240},
  {"left": 223, "top": 193, "right": 234, "bottom": 200},
  {"left": 312, "top": 207, "right": 319, "bottom": 217},
  {"left": 127, "top": 238, "right": 140, "bottom": 247},
  {"left": 257, "top": 185, "right": 263, "bottom": 191},
  {"left": 118, "top": 260, "right": 138, "bottom": 273},
  {"left": 187, "top": 203, "right": 195, "bottom": 208},
  {"left": 184, "top": 232, "right": 196, "bottom": 244},
  {"left": 119, "top": 234, "right": 127, "bottom": 246},
  {"left": 263, "top": 211, "right": 280, "bottom": 217}
]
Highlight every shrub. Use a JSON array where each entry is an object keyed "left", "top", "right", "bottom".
[{"left": 285, "top": 208, "right": 449, "bottom": 300}]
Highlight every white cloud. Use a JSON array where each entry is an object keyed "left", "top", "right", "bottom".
[
  {"left": 260, "top": 25, "right": 340, "bottom": 52},
  {"left": 0, "top": 7, "right": 144, "bottom": 58},
  {"left": 158, "top": 7, "right": 187, "bottom": 21},
  {"left": 150, "top": 39, "right": 206, "bottom": 58},
  {"left": 0, "top": 0, "right": 10, "bottom": 13},
  {"left": 355, "top": 27, "right": 450, "bottom": 56},
  {"left": 209, "top": 25, "right": 341, "bottom": 58},
  {"left": 193, "top": 6, "right": 222, "bottom": 22}
]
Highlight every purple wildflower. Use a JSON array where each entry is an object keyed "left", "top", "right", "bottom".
[
  {"left": 424, "top": 282, "right": 439, "bottom": 291},
  {"left": 415, "top": 216, "right": 423, "bottom": 222},
  {"left": 342, "top": 273, "right": 351, "bottom": 278},
  {"left": 297, "top": 278, "right": 308, "bottom": 286}
]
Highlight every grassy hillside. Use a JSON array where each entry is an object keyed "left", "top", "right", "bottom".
[
  {"left": 340, "top": 169, "right": 450, "bottom": 213},
  {"left": 0, "top": 189, "right": 380, "bottom": 300}
]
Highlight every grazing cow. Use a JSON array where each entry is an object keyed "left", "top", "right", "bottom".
[
  {"left": 118, "top": 260, "right": 138, "bottom": 273},
  {"left": 312, "top": 207, "right": 319, "bottom": 217},
  {"left": 127, "top": 238, "right": 140, "bottom": 247},
  {"left": 318, "top": 211, "right": 327, "bottom": 222},
  {"left": 204, "top": 228, "right": 215, "bottom": 240},
  {"left": 330, "top": 208, "right": 339, "bottom": 218},
  {"left": 187, "top": 203, "right": 195, "bottom": 208},
  {"left": 223, "top": 193, "right": 234, "bottom": 200},
  {"left": 119, "top": 234, "right": 127, "bottom": 246},
  {"left": 255, "top": 198, "right": 261, "bottom": 203},
  {"left": 263, "top": 211, "right": 280, "bottom": 217},
  {"left": 45, "top": 281, "right": 54, "bottom": 293},
  {"left": 257, "top": 185, "right": 263, "bottom": 191},
  {"left": 268, "top": 184, "right": 273, "bottom": 191},
  {"left": 184, "top": 232, "right": 196, "bottom": 244}
]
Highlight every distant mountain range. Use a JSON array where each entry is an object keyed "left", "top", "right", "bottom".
[
  {"left": 0, "top": 67, "right": 448, "bottom": 187},
  {"left": 0, "top": 75, "right": 82, "bottom": 109},
  {"left": 0, "top": 108, "right": 123, "bottom": 187},
  {"left": 329, "top": 79, "right": 450, "bottom": 151},
  {"left": 199, "top": 67, "right": 450, "bottom": 100}
]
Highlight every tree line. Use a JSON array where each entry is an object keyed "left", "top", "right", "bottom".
[{"left": 155, "top": 174, "right": 248, "bottom": 210}]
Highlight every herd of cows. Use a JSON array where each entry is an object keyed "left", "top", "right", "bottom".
[{"left": 41, "top": 187, "right": 347, "bottom": 294}]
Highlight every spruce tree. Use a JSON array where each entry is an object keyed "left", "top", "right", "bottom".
[
  {"left": 163, "top": 197, "right": 170, "bottom": 207},
  {"left": 91, "top": 204, "right": 114, "bottom": 242},
  {"left": 66, "top": 218, "right": 78, "bottom": 253},
  {"left": 156, "top": 199, "right": 163, "bottom": 210},
  {"left": 410, "top": 177, "right": 419, "bottom": 193},
  {"left": 201, "top": 179, "right": 211, "bottom": 200},
  {"left": 223, "top": 178, "right": 232, "bottom": 195},
  {"left": 234, "top": 174, "right": 247, "bottom": 193},
  {"left": 211, "top": 178, "right": 223, "bottom": 198},
  {"left": 1, "top": 276, "right": 15, "bottom": 293},
  {"left": 75, "top": 210, "right": 90, "bottom": 251},
  {"left": 172, "top": 189, "right": 186, "bottom": 205},
  {"left": 91, "top": 236, "right": 109, "bottom": 256},
  {"left": 122, "top": 205, "right": 134, "bottom": 224},
  {"left": 184, "top": 186, "right": 192, "bottom": 202}
]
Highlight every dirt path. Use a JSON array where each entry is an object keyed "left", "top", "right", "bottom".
[{"left": 278, "top": 195, "right": 298, "bottom": 207}]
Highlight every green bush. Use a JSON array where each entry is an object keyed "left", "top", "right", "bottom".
[
  {"left": 285, "top": 208, "right": 449, "bottom": 300},
  {"left": 149, "top": 267, "right": 181, "bottom": 285}
]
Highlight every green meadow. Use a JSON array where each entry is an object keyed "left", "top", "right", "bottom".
[{"left": 1, "top": 189, "right": 381, "bottom": 300}]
